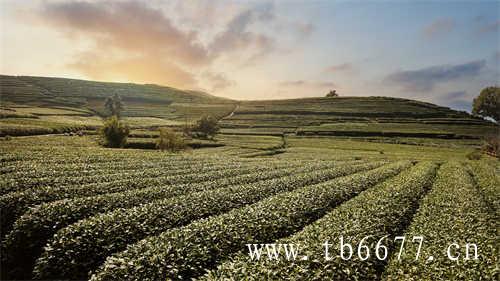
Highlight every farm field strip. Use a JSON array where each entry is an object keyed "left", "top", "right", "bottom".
[
  {"left": 382, "top": 162, "right": 498, "bottom": 280},
  {"left": 0, "top": 159, "right": 304, "bottom": 237},
  {"left": 0, "top": 156, "right": 220, "bottom": 179},
  {"left": 467, "top": 161, "right": 500, "bottom": 215},
  {"left": 31, "top": 161, "right": 384, "bottom": 280},
  {"left": 0, "top": 152, "right": 280, "bottom": 174},
  {"left": 87, "top": 161, "right": 410, "bottom": 281},
  {"left": 1, "top": 159, "right": 341, "bottom": 279},
  {"left": 0, "top": 159, "right": 268, "bottom": 195},
  {"left": 203, "top": 162, "right": 438, "bottom": 280}
]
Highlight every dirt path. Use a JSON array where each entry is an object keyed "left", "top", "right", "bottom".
[{"left": 222, "top": 105, "right": 239, "bottom": 120}]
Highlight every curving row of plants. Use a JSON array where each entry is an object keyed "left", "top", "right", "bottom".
[
  {"left": 87, "top": 161, "right": 411, "bottom": 281},
  {"left": 0, "top": 160, "right": 257, "bottom": 195},
  {"left": 1, "top": 159, "right": 334, "bottom": 279},
  {"left": 0, "top": 155, "right": 280, "bottom": 181},
  {"left": 33, "top": 161, "right": 384, "bottom": 280},
  {"left": 466, "top": 161, "right": 499, "bottom": 215},
  {"left": 0, "top": 160, "right": 291, "bottom": 238},
  {"left": 202, "top": 161, "right": 438, "bottom": 280},
  {"left": 382, "top": 162, "right": 498, "bottom": 280}
]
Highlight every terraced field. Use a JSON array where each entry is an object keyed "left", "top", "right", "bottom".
[
  {"left": 0, "top": 136, "right": 497, "bottom": 280},
  {"left": 0, "top": 75, "right": 236, "bottom": 136},
  {"left": 219, "top": 98, "right": 497, "bottom": 142}
]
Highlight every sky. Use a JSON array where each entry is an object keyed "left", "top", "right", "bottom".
[{"left": 0, "top": 0, "right": 499, "bottom": 111}]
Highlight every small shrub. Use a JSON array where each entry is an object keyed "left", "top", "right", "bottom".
[
  {"left": 156, "top": 128, "right": 186, "bottom": 152},
  {"left": 326, "top": 89, "right": 338, "bottom": 97},
  {"left": 99, "top": 116, "right": 129, "bottom": 148},
  {"left": 466, "top": 149, "right": 482, "bottom": 160},
  {"left": 181, "top": 122, "right": 193, "bottom": 137},
  {"left": 482, "top": 135, "right": 499, "bottom": 157},
  {"left": 192, "top": 116, "right": 219, "bottom": 139}
]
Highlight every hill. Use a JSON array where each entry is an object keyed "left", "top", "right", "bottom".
[
  {"left": 0, "top": 75, "right": 237, "bottom": 136},
  {"left": 0, "top": 75, "right": 235, "bottom": 119},
  {"left": 0, "top": 75, "right": 497, "bottom": 140},
  {"left": 220, "top": 97, "right": 497, "bottom": 139}
]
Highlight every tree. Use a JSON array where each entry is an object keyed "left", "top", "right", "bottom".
[
  {"left": 192, "top": 115, "right": 219, "bottom": 139},
  {"left": 472, "top": 87, "right": 500, "bottom": 122},
  {"left": 326, "top": 90, "right": 338, "bottom": 97},
  {"left": 104, "top": 94, "right": 124, "bottom": 118},
  {"left": 156, "top": 128, "right": 186, "bottom": 152},
  {"left": 99, "top": 115, "right": 130, "bottom": 148}
]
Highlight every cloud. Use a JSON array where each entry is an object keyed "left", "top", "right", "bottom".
[
  {"left": 30, "top": 0, "right": 212, "bottom": 89},
  {"left": 478, "top": 20, "right": 500, "bottom": 34},
  {"left": 325, "top": 63, "right": 355, "bottom": 73},
  {"left": 279, "top": 80, "right": 335, "bottom": 89},
  {"left": 209, "top": 3, "right": 275, "bottom": 59},
  {"left": 67, "top": 52, "right": 197, "bottom": 87},
  {"left": 293, "top": 22, "right": 314, "bottom": 39},
  {"left": 443, "top": 91, "right": 468, "bottom": 100},
  {"left": 422, "top": 18, "right": 455, "bottom": 39},
  {"left": 384, "top": 60, "right": 486, "bottom": 92},
  {"left": 275, "top": 80, "right": 336, "bottom": 99},
  {"left": 203, "top": 72, "right": 235, "bottom": 92},
  {"left": 30, "top": 1, "right": 296, "bottom": 89},
  {"left": 38, "top": 1, "right": 210, "bottom": 65},
  {"left": 494, "top": 51, "right": 500, "bottom": 61},
  {"left": 440, "top": 91, "right": 472, "bottom": 111}
]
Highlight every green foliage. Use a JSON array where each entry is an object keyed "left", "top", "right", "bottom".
[
  {"left": 99, "top": 116, "right": 129, "bottom": 148},
  {"left": 192, "top": 115, "right": 220, "bottom": 139},
  {"left": 0, "top": 160, "right": 274, "bottom": 239},
  {"left": 89, "top": 162, "right": 408, "bottom": 281},
  {"left": 156, "top": 128, "right": 186, "bottom": 152},
  {"left": 104, "top": 93, "right": 124, "bottom": 118},
  {"left": 33, "top": 161, "right": 379, "bottom": 280},
  {"left": 203, "top": 162, "right": 438, "bottom": 280},
  {"left": 481, "top": 135, "right": 499, "bottom": 157},
  {"left": 326, "top": 89, "right": 338, "bottom": 97},
  {"left": 2, "top": 125, "right": 500, "bottom": 281},
  {"left": 383, "top": 162, "right": 497, "bottom": 280},
  {"left": 1, "top": 161, "right": 303, "bottom": 280},
  {"left": 472, "top": 86, "right": 500, "bottom": 122},
  {"left": 0, "top": 75, "right": 234, "bottom": 119},
  {"left": 467, "top": 161, "right": 500, "bottom": 212},
  {"left": 466, "top": 149, "right": 482, "bottom": 160}
]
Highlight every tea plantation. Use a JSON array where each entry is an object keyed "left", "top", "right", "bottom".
[
  {"left": 0, "top": 134, "right": 498, "bottom": 280},
  {"left": 0, "top": 75, "right": 498, "bottom": 280}
]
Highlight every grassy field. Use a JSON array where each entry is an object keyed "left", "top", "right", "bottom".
[{"left": 0, "top": 75, "right": 498, "bottom": 280}]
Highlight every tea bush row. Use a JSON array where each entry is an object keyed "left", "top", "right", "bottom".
[
  {"left": 34, "top": 161, "right": 383, "bottom": 280},
  {"left": 203, "top": 162, "right": 438, "bottom": 280},
  {"left": 88, "top": 161, "right": 411, "bottom": 281}
]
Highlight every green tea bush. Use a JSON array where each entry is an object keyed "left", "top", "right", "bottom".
[
  {"left": 34, "top": 161, "right": 382, "bottom": 280},
  {"left": 89, "top": 161, "right": 410, "bottom": 281},
  {"left": 382, "top": 162, "right": 498, "bottom": 280},
  {"left": 202, "top": 162, "right": 438, "bottom": 280},
  {"left": 2, "top": 160, "right": 307, "bottom": 279},
  {"left": 466, "top": 149, "right": 482, "bottom": 160},
  {"left": 467, "top": 161, "right": 499, "bottom": 214},
  {"left": 156, "top": 128, "right": 186, "bottom": 152},
  {"left": 0, "top": 161, "right": 265, "bottom": 238},
  {"left": 99, "top": 116, "right": 129, "bottom": 148}
]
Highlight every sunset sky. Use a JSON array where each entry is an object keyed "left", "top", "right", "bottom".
[{"left": 1, "top": 0, "right": 498, "bottom": 110}]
